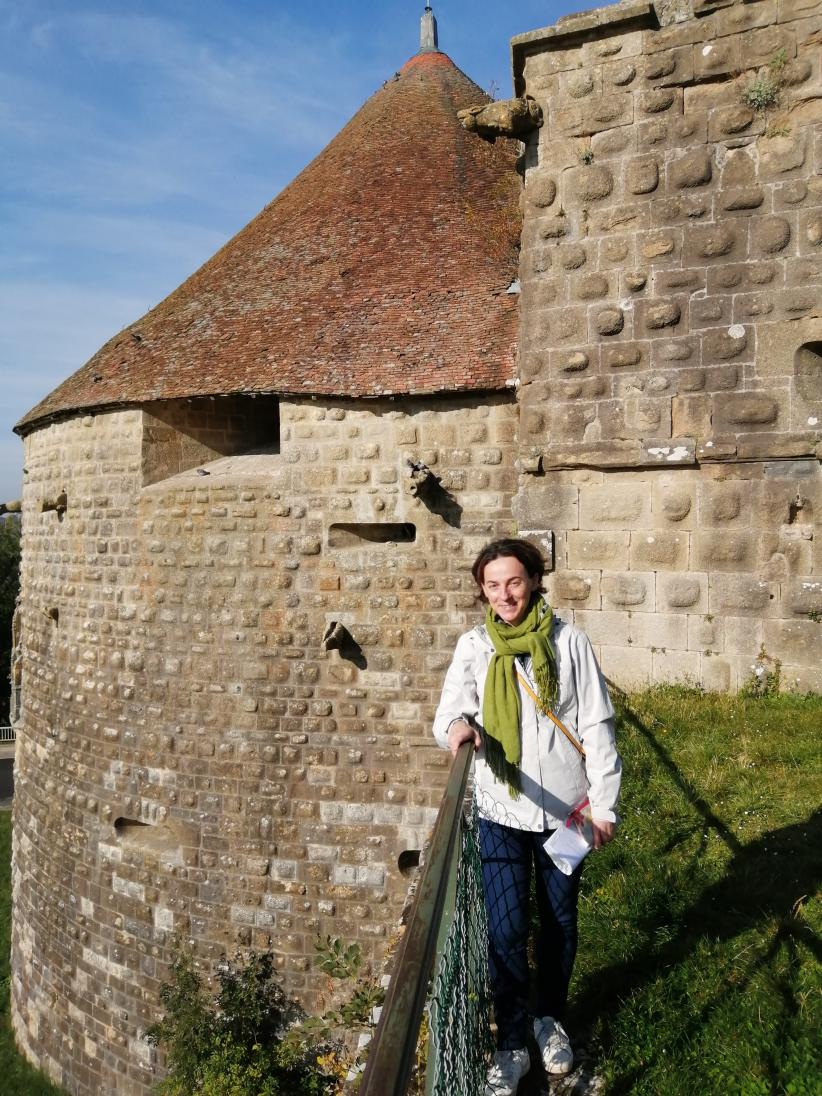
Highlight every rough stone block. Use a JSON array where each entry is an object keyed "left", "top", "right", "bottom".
[
  {"left": 629, "top": 612, "right": 688, "bottom": 650},
  {"left": 785, "top": 577, "right": 822, "bottom": 617},
  {"left": 513, "top": 485, "right": 579, "bottom": 528},
  {"left": 601, "top": 571, "right": 655, "bottom": 612},
  {"left": 599, "top": 644, "right": 651, "bottom": 688},
  {"left": 694, "top": 530, "right": 754, "bottom": 571},
  {"left": 636, "top": 297, "right": 685, "bottom": 334},
  {"left": 698, "top": 484, "right": 747, "bottom": 525},
  {"left": 654, "top": 481, "right": 695, "bottom": 525},
  {"left": 573, "top": 608, "right": 631, "bottom": 646},
  {"left": 685, "top": 223, "right": 742, "bottom": 263},
  {"left": 651, "top": 648, "right": 700, "bottom": 685},
  {"left": 688, "top": 613, "right": 724, "bottom": 653},
  {"left": 700, "top": 657, "right": 732, "bottom": 693},
  {"left": 752, "top": 215, "right": 792, "bottom": 255},
  {"left": 579, "top": 485, "right": 650, "bottom": 528},
  {"left": 626, "top": 155, "right": 661, "bottom": 194},
  {"left": 713, "top": 391, "right": 784, "bottom": 432},
  {"left": 711, "top": 575, "right": 778, "bottom": 616},
  {"left": 672, "top": 395, "right": 711, "bottom": 438},
  {"left": 565, "top": 164, "right": 614, "bottom": 204},
  {"left": 668, "top": 149, "right": 713, "bottom": 189},
  {"left": 549, "top": 571, "right": 599, "bottom": 607},
  {"left": 762, "top": 618, "right": 821, "bottom": 666},
  {"left": 567, "top": 531, "right": 630, "bottom": 570},
  {"left": 659, "top": 572, "right": 708, "bottom": 612},
  {"left": 630, "top": 529, "right": 689, "bottom": 570}
]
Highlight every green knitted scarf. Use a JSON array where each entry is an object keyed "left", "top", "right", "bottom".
[{"left": 482, "top": 595, "right": 558, "bottom": 796}]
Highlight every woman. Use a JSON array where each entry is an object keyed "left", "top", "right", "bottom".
[{"left": 433, "top": 538, "right": 621, "bottom": 1096}]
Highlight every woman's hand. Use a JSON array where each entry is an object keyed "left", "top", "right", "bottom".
[
  {"left": 591, "top": 819, "right": 615, "bottom": 849},
  {"left": 447, "top": 719, "right": 481, "bottom": 757}
]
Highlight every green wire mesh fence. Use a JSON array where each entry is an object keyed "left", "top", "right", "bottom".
[{"left": 426, "top": 799, "right": 494, "bottom": 1096}]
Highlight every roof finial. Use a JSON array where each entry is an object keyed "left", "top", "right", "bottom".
[{"left": 420, "top": 3, "right": 438, "bottom": 52}]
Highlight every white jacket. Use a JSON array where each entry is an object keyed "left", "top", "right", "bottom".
[{"left": 433, "top": 614, "right": 622, "bottom": 831}]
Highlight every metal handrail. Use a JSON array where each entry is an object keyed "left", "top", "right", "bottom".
[{"left": 358, "top": 740, "right": 474, "bottom": 1096}]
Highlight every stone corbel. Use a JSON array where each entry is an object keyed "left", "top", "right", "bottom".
[{"left": 457, "top": 97, "right": 543, "bottom": 143}]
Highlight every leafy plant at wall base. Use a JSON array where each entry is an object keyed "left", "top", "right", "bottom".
[
  {"left": 146, "top": 949, "right": 337, "bottom": 1096},
  {"left": 314, "top": 936, "right": 363, "bottom": 981}
]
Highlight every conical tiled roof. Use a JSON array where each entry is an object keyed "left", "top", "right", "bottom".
[{"left": 18, "top": 48, "right": 520, "bottom": 434}]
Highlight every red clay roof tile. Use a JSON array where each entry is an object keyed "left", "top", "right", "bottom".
[{"left": 17, "top": 50, "right": 520, "bottom": 434}]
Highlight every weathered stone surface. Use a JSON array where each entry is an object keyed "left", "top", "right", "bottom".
[
  {"left": 568, "top": 164, "right": 614, "bottom": 203},
  {"left": 604, "top": 344, "right": 643, "bottom": 370},
  {"left": 568, "top": 71, "right": 595, "bottom": 99},
  {"left": 540, "top": 216, "right": 569, "bottom": 239},
  {"left": 602, "top": 237, "right": 631, "bottom": 264},
  {"left": 624, "top": 271, "right": 648, "bottom": 292},
  {"left": 661, "top": 573, "right": 705, "bottom": 609},
  {"left": 595, "top": 308, "right": 625, "bottom": 336},
  {"left": 702, "top": 327, "right": 749, "bottom": 362},
  {"left": 642, "top": 233, "right": 677, "bottom": 259},
  {"left": 721, "top": 187, "right": 764, "bottom": 211},
  {"left": 567, "top": 531, "right": 630, "bottom": 570},
  {"left": 644, "top": 300, "right": 681, "bottom": 329},
  {"left": 602, "top": 573, "right": 652, "bottom": 609},
  {"left": 551, "top": 572, "right": 596, "bottom": 603},
  {"left": 560, "top": 350, "right": 590, "bottom": 372},
  {"left": 529, "top": 176, "right": 557, "bottom": 207},
  {"left": 714, "top": 105, "right": 755, "bottom": 135},
  {"left": 630, "top": 529, "right": 688, "bottom": 569},
  {"left": 657, "top": 485, "right": 693, "bottom": 522},
  {"left": 558, "top": 243, "right": 588, "bottom": 269},
  {"left": 714, "top": 393, "right": 780, "bottom": 427},
  {"left": 669, "top": 149, "right": 712, "bottom": 189},
  {"left": 640, "top": 88, "right": 676, "bottom": 114},
  {"left": 575, "top": 273, "right": 610, "bottom": 300},
  {"left": 512, "top": 484, "right": 578, "bottom": 528},
  {"left": 713, "top": 576, "right": 777, "bottom": 615},
  {"left": 580, "top": 485, "right": 648, "bottom": 527},
  {"left": 753, "top": 216, "right": 792, "bottom": 255},
  {"left": 758, "top": 133, "right": 807, "bottom": 177},
  {"left": 688, "top": 223, "right": 737, "bottom": 259},
  {"left": 627, "top": 156, "right": 660, "bottom": 194},
  {"left": 599, "top": 644, "right": 652, "bottom": 688}
]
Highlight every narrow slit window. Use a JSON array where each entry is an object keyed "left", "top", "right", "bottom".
[{"left": 328, "top": 522, "right": 416, "bottom": 548}]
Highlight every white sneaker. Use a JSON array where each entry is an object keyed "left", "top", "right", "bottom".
[
  {"left": 484, "top": 1047, "right": 531, "bottom": 1096},
  {"left": 533, "top": 1016, "right": 574, "bottom": 1075}
]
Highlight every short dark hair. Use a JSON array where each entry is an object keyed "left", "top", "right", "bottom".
[{"left": 471, "top": 538, "right": 547, "bottom": 600}]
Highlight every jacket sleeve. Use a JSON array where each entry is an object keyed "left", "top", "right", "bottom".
[
  {"left": 432, "top": 631, "right": 481, "bottom": 750},
  {"left": 570, "top": 628, "right": 622, "bottom": 824}
]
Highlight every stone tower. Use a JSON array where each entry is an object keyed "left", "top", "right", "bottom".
[
  {"left": 10, "top": 16, "right": 520, "bottom": 1094},
  {"left": 509, "top": 0, "right": 821, "bottom": 691}
]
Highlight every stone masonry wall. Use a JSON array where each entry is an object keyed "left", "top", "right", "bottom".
[
  {"left": 514, "top": 0, "right": 822, "bottom": 690},
  {"left": 12, "top": 394, "right": 517, "bottom": 1096}
]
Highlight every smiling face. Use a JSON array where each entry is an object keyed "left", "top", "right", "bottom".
[{"left": 480, "top": 554, "right": 541, "bottom": 626}]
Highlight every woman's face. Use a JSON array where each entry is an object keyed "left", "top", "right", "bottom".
[{"left": 480, "top": 555, "right": 540, "bottom": 626}]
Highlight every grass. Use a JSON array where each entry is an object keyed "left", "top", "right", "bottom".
[
  {"left": 571, "top": 687, "right": 822, "bottom": 1095},
  {"left": 1, "top": 688, "right": 821, "bottom": 1095}
]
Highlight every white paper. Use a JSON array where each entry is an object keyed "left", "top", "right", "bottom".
[{"left": 544, "top": 822, "right": 592, "bottom": 875}]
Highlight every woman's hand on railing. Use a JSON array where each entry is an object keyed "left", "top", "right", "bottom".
[{"left": 447, "top": 719, "right": 481, "bottom": 757}]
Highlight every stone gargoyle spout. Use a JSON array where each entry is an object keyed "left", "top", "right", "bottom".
[{"left": 457, "top": 96, "right": 543, "bottom": 142}]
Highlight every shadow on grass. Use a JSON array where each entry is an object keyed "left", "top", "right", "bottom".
[{"left": 571, "top": 695, "right": 821, "bottom": 1092}]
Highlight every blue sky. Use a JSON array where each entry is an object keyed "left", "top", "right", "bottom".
[{"left": 0, "top": 0, "right": 590, "bottom": 502}]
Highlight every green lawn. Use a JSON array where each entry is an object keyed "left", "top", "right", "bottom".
[
  {"left": 1, "top": 689, "right": 820, "bottom": 1095},
  {"left": 572, "top": 687, "right": 822, "bottom": 1095}
]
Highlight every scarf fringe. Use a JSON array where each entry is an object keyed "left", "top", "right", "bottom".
[{"left": 483, "top": 734, "right": 522, "bottom": 800}]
